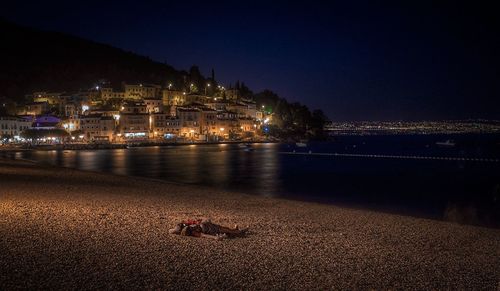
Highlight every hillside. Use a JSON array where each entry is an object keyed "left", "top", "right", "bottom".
[
  {"left": 0, "top": 19, "right": 188, "bottom": 99},
  {"left": 0, "top": 19, "right": 327, "bottom": 138}
]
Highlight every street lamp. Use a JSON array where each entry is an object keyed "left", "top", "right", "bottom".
[
  {"left": 189, "top": 129, "right": 195, "bottom": 142},
  {"left": 205, "top": 83, "right": 210, "bottom": 95}
]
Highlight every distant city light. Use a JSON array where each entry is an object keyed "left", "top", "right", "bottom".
[{"left": 82, "top": 105, "right": 89, "bottom": 112}]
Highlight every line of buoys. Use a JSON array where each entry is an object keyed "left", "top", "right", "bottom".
[{"left": 278, "top": 151, "right": 499, "bottom": 163}]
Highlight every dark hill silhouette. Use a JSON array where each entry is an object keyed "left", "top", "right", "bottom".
[{"left": 0, "top": 19, "right": 188, "bottom": 99}]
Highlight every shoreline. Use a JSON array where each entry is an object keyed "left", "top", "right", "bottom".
[
  {"left": 0, "top": 158, "right": 499, "bottom": 289},
  {"left": 0, "top": 140, "right": 278, "bottom": 152}
]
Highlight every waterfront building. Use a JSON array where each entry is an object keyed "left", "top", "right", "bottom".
[
  {"left": 227, "top": 102, "right": 250, "bottom": 118},
  {"left": 204, "top": 100, "right": 229, "bottom": 112},
  {"left": 119, "top": 101, "right": 149, "bottom": 139},
  {"left": 177, "top": 107, "right": 201, "bottom": 140},
  {"left": 183, "top": 93, "right": 212, "bottom": 105},
  {"left": 144, "top": 98, "right": 164, "bottom": 114},
  {"left": 161, "top": 89, "right": 186, "bottom": 106},
  {"left": 32, "top": 92, "right": 62, "bottom": 105},
  {"left": 63, "top": 103, "right": 78, "bottom": 118},
  {"left": 238, "top": 117, "right": 256, "bottom": 132},
  {"left": 100, "top": 87, "right": 125, "bottom": 101},
  {"left": 21, "top": 102, "right": 49, "bottom": 116},
  {"left": 121, "top": 101, "right": 147, "bottom": 114},
  {"left": 199, "top": 108, "right": 218, "bottom": 139},
  {"left": 32, "top": 115, "right": 61, "bottom": 130},
  {"left": 80, "top": 114, "right": 115, "bottom": 142},
  {"left": 256, "top": 111, "right": 264, "bottom": 121},
  {"left": 150, "top": 112, "right": 171, "bottom": 138},
  {"left": 0, "top": 115, "right": 32, "bottom": 137},
  {"left": 124, "top": 83, "right": 161, "bottom": 100},
  {"left": 61, "top": 116, "right": 80, "bottom": 132},
  {"left": 163, "top": 117, "right": 181, "bottom": 138},
  {"left": 242, "top": 100, "right": 257, "bottom": 118}
]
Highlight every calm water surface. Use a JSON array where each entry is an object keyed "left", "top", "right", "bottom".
[{"left": 6, "top": 134, "right": 500, "bottom": 227}]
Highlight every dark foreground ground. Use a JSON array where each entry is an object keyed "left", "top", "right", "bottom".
[{"left": 0, "top": 159, "right": 499, "bottom": 289}]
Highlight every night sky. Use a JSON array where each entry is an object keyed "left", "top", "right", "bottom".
[{"left": 2, "top": 1, "right": 499, "bottom": 121}]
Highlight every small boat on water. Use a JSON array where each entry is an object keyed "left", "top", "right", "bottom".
[
  {"left": 295, "top": 140, "right": 308, "bottom": 147},
  {"left": 436, "top": 140, "right": 456, "bottom": 147}
]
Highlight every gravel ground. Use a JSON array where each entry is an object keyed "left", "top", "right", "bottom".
[{"left": 0, "top": 159, "right": 499, "bottom": 290}]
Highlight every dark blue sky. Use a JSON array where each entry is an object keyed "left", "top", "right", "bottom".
[{"left": 2, "top": 1, "right": 499, "bottom": 121}]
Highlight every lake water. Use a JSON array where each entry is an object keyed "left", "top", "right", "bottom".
[{"left": 5, "top": 134, "right": 500, "bottom": 227}]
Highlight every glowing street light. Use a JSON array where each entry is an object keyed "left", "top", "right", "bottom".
[{"left": 205, "top": 83, "right": 211, "bottom": 95}]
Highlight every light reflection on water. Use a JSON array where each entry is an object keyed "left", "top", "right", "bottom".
[
  {"left": 5, "top": 140, "right": 500, "bottom": 227},
  {"left": 25, "top": 144, "right": 281, "bottom": 198}
]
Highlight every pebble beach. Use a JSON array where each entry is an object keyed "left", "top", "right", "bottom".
[{"left": 0, "top": 159, "right": 499, "bottom": 289}]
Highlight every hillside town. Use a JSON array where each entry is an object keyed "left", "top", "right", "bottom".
[{"left": 0, "top": 81, "right": 271, "bottom": 145}]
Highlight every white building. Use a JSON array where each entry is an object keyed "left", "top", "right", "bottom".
[{"left": 0, "top": 116, "right": 32, "bottom": 137}]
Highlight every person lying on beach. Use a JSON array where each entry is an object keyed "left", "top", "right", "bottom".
[{"left": 169, "top": 219, "right": 248, "bottom": 240}]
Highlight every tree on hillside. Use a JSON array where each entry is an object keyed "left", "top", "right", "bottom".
[
  {"left": 239, "top": 82, "right": 253, "bottom": 98},
  {"left": 189, "top": 65, "right": 203, "bottom": 87},
  {"left": 310, "top": 109, "right": 329, "bottom": 139}
]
